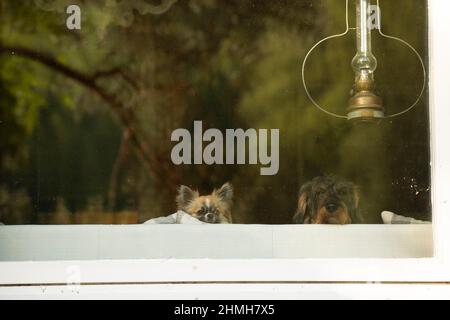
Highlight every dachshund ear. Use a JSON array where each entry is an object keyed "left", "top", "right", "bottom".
[
  {"left": 293, "top": 183, "right": 312, "bottom": 224},
  {"left": 353, "top": 186, "right": 360, "bottom": 209},
  {"left": 350, "top": 185, "right": 363, "bottom": 223}
]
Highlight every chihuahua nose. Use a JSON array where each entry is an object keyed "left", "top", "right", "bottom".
[
  {"left": 326, "top": 203, "right": 338, "bottom": 213},
  {"left": 204, "top": 213, "right": 214, "bottom": 222}
]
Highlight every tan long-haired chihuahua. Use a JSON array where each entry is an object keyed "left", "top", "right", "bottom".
[{"left": 176, "top": 183, "right": 233, "bottom": 224}]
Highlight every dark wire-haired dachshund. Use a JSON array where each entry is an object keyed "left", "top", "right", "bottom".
[{"left": 293, "top": 176, "right": 361, "bottom": 224}]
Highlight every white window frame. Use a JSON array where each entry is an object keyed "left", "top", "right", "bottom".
[{"left": 0, "top": 0, "right": 449, "bottom": 298}]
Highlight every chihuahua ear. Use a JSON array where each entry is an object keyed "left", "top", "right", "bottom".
[
  {"left": 214, "top": 182, "right": 234, "bottom": 207},
  {"left": 293, "top": 182, "right": 312, "bottom": 224},
  {"left": 176, "top": 185, "right": 199, "bottom": 210}
]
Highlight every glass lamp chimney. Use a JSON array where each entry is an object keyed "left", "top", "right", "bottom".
[
  {"left": 348, "top": 0, "right": 384, "bottom": 123},
  {"left": 352, "top": 0, "right": 377, "bottom": 78}
]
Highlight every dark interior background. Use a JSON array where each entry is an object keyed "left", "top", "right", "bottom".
[{"left": 0, "top": 0, "right": 430, "bottom": 224}]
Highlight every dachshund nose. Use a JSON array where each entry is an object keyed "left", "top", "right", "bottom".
[{"left": 326, "top": 203, "right": 338, "bottom": 213}]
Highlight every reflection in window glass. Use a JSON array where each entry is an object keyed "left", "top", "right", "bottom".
[{"left": 0, "top": 0, "right": 430, "bottom": 225}]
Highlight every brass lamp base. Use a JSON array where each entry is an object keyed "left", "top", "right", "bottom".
[
  {"left": 348, "top": 90, "right": 384, "bottom": 123},
  {"left": 347, "top": 77, "right": 384, "bottom": 123}
]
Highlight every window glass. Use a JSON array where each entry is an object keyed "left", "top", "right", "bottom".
[{"left": 0, "top": 0, "right": 430, "bottom": 226}]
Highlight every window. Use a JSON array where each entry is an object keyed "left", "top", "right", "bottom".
[{"left": 0, "top": 0, "right": 443, "bottom": 267}]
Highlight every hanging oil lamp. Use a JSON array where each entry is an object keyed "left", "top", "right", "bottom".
[
  {"left": 347, "top": 0, "right": 384, "bottom": 122},
  {"left": 301, "top": 0, "right": 426, "bottom": 123}
]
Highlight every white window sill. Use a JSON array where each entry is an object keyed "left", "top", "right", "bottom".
[{"left": 0, "top": 224, "right": 433, "bottom": 261}]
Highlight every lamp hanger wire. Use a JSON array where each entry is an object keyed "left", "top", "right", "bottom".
[{"left": 301, "top": 0, "right": 427, "bottom": 120}]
